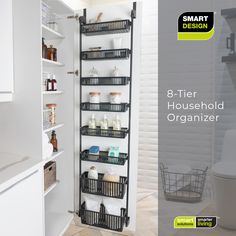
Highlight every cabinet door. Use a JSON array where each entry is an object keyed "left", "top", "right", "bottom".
[
  {"left": 0, "top": 0, "right": 14, "bottom": 93},
  {"left": 0, "top": 170, "right": 44, "bottom": 236}
]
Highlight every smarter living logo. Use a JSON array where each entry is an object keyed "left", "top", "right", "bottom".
[{"left": 178, "top": 12, "right": 214, "bottom": 40}]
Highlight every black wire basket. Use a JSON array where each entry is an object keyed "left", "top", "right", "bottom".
[
  {"left": 81, "top": 172, "right": 127, "bottom": 199},
  {"left": 160, "top": 163, "right": 208, "bottom": 203},
  {"left": 80, "top": 202, "right": 128, "bottom": 232}
]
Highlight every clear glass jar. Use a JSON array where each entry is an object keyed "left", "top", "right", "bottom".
[
  {"left": 46, "top": 104, "right": 57, "bottom": 125},
  {"left": 110, "top": 92, "right": 121, "bottom": 104}
]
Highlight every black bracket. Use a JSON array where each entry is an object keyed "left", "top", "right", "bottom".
[
  {"left": 131, "top": 2, "right": 137, "bottom": 19},
  {"left": 79, "top": 8, "right": 87, "bottom": 24}
]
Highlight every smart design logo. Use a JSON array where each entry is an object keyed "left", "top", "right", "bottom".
[
  {"left": 178, "top": 12, "right": 214, "bottom": 40},
  {"left": 174, "top": 216, "right": 217, "bottom": 229}
]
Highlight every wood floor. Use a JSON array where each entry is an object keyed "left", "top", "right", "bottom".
[{"left": 63, "top": 190, "right": 157, "bottom": 236}]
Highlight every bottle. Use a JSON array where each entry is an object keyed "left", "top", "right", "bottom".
[
  {"left": 47, "top": 45, "right": 57, "bottom": 61},
  {"left": 46, "top": 79, "right": 52, "bottom": 91},
  {"left": 88, "top": 114, "right": 96, "bottom": 135},
  {"left": 51, "top": 74, "right": 57, "bottom": 91},
  {"left": 101, "top": 114, "right": 108, "bottom": 136},
  {"left": 50, "top": 130, "right": 58, "bottom": 152},
  {"left": 88, "top": 166, "right": 98, "bottom": 192},
  {"left": 42, "top": 38, "right": 47, "bottom": 59},
  {"left": 113, "top": 115, "right": 121, "bottom": 131},
  {"left": 111, "top": 66, "right": 119, "bottom": 77}
]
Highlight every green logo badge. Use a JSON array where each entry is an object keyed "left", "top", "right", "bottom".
[
  {"left": 178, "top": 12, "right": 214, "bottom": 40},
  {"left": 174, "top": 216, "right": 217, "bottom": 229}
]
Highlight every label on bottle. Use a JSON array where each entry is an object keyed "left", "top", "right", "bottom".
[{"left": 53, "top": 81, "right": 57, "bottom": 91}]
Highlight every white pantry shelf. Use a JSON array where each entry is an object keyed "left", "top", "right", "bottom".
[
  {"left": 45, "top": 212, "right": 73, "bottom": 236},
  {"left": 43, "top": 123, "right": 64, "bottom": 133},
  {"left": 42, "top": 58, "right": 64, "bottom": 67},
  {"left": 43, "top": 149, "right": 64, "bottom": 164},
  {"left": 42, "top": 24, "right": 64, "bottom": 40},
  {"left": 44, "top": 180, "right": 60, "bottom": 197},
  {"left": 43, "top": 90, "right": 63, "bottom": 95}
]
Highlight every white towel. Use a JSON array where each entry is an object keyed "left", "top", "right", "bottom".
[
  {"left": 42, "top": 132, "right": 49, "bottom": 146},
  {"left": 42, "top": 143, "right": 53, "bottom": 160}
]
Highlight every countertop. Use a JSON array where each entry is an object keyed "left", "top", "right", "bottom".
[{"left": 0, "top": 152, "right": 43, "bottom": 193}]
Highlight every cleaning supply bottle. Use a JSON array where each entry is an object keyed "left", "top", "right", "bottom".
[
  {"left": 101, "top": 114, "right": 108, "bottom": 136},
  {"left": 113, "top": 115, "right": 121, "bottom": 131}
]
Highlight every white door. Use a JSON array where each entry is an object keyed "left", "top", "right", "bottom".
[
  {"left": 0, "top": 0, "right": 14, "bottom": 93},
  {"left": 0, "top": 170, "right": 44, "bottom": 236}
]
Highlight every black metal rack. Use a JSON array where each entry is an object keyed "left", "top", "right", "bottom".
[
  {"left": 81, "top": 102, "right": 129, "bottom": 112},
  {"left": 81, "top": 48, "right": 130, "bottom": 60},
  {"left": 80, "top": 202, "right": 128, "bottom": 232},
  {"left": 81, "top": 19, "right": 131, "bottom": 36},
  {"left": 81, "top": 172, "right": 127, "bottom": 198},
  {"left": 78, "top": 2, "right": 136, "bottom": 231},
  {"left": 81, "top": 76, "right": 130, "bottom": 86},
  {"left": 81, "top": 150, "right": 128, "bottom": 165}
]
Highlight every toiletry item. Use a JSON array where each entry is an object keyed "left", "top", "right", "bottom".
[
  {"left": 108, "top": 146, "right": 120, "bottom": 158},
  {"left": 51, "top": 74, "right": 57, "bottom": 91},
  {"left": 96, "top": 12, "right": 103, "bottom": 23},
  {"left": 50, "top": 130, "right": 58, "bottom": 152},
  {"left": 110, "top": 92, "right": 121, "bottom": 104},
  {"left": 46, "top": 104, "right": 57, "bottom": 125},
  {"left": 100, "top": 114, "right": 108, "bottom": 136},
  {"left": 47, "top": 22, "right": 59, "bottom": 32},
  {"left": 47, "top": 45, "right": 57, "bottom": 61},
  {"left": 111, "top": 66, "right": 119, "bottom": 77},
  {"left": 103, "top": 171, "right": 120, "bottom": 197},
  {"left": 89, "top": 92, "right": 100, "bottom": 103},
  {"left": 88, "top": 146, "right": 100, "bottom": 161},
  {"left": 88, "top": 166, "right": 98, "bottom": 192},
  {"left": 89, "top": 67, "right": 99, "bottom": 77},
  {"left": 112, "top": 37, "right": 122, "bottom": 49},
  {"left": 88, "top": 114, "right": 96, "bottom": 129},
  {"left": 42, "top": 38, "right": 47, "bottom": 59},
  {"left": 113, "top": 115, "right": 121, "bottom": 131},
  {"left": 45, "top": 79, "right": 52, "bottom": 91}
]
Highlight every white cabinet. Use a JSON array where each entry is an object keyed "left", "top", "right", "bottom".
[
  {"left": 0, "top": 0, "right": 14, "bottom": 102},
  {"left": 0, "top": 170, "right": 44, "bottom": 236}
]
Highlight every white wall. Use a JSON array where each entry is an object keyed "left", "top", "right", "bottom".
[{"left": 62, "top": 0, "right": 90, "bottom": 10}]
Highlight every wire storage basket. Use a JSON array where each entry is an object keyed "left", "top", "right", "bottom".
[{"left": 160, "top": 163, "right": 208, "bottom": 203}]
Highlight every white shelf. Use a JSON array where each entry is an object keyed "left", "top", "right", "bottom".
[
  {"left": 42, "top": 24, "right": 64, "bottom": 40},
  {"left": 43, "top": 149, "right": 64, "bottom": 164},
  {"left": 45, "top": 212, "right": 73, "bottom": 236},
  {"left": 43, "top": 123, "right": 64, "bottom": 133},
  {"left": 43, "top": 90, "right": 63, "bottom": 95},
  {"left": 44, "top": 180, "right": 60, "bottom": 196},
  {"left": 42, "top": 58, "right": 64, "bottom": 67}
]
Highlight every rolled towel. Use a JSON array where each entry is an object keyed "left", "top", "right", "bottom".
[
  {"left": 42, "top": 132, "right": 49, "bottom": 146},
  {"left": 43, "top": 143, "right": 53, "bottom": 159}
]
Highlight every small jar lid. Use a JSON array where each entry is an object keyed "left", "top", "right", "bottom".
[
  {"left": 89, "top": 92, "right": 101, "bottom": 95},
  {"left": 110, "top": 92, "right": 121, "bottom": 95},
  {"left": 46, "top": 103, "right": 57, "bottom": 108}
]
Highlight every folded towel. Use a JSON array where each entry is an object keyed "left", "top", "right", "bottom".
[
  {"left": 103, "top": 198, "right": 123, "bottom": 216},
  {"left": 42, "top": 143, "right": 53, "bottom": 159}
]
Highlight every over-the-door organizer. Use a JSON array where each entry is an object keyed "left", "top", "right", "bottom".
[{"left": 78, "top": 3, "right": 136, "bottom": 232}]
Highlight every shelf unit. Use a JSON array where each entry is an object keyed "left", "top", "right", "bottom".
[
  {"left": 42, "top": 58, "right": 64, "bottom": 67},
  {"left": 42, "top": 24, "right": 65, "bottom": 40},
  {"left": 43, "top": 149, "right": 64, "bottom": 164},
  {"left": 43, "top": 123, "right": 64, "bottom": 133},
  {"left": 78, "top": 3, "right": 136, "bottom": 232},
  {"left": 43, "top": 90, "right": 63, "bottom": 95}
]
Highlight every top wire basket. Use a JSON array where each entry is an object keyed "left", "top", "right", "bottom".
[{"left": 160, "top": 163, "right": 208, "bottom": 203}]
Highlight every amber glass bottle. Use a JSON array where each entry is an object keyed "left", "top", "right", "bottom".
[
  {"left": 42, "top": 38, "right": 47, "bottom": 59},
  {"left": 47, "top": 45, "right": 57, "bottom": 61},
  {"left": 50, "top": 130, "right": 58, "bottom": 152}
]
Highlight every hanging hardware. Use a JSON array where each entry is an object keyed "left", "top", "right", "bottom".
[
  {"left": 131, "top": 2, "right": 136, "bottom": 19},
  {"left": 67, "top": 70, "right": 79, "bottom": 76},
  {"left": 67, "top": 14, "right": 79, "bottom": 20}
]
